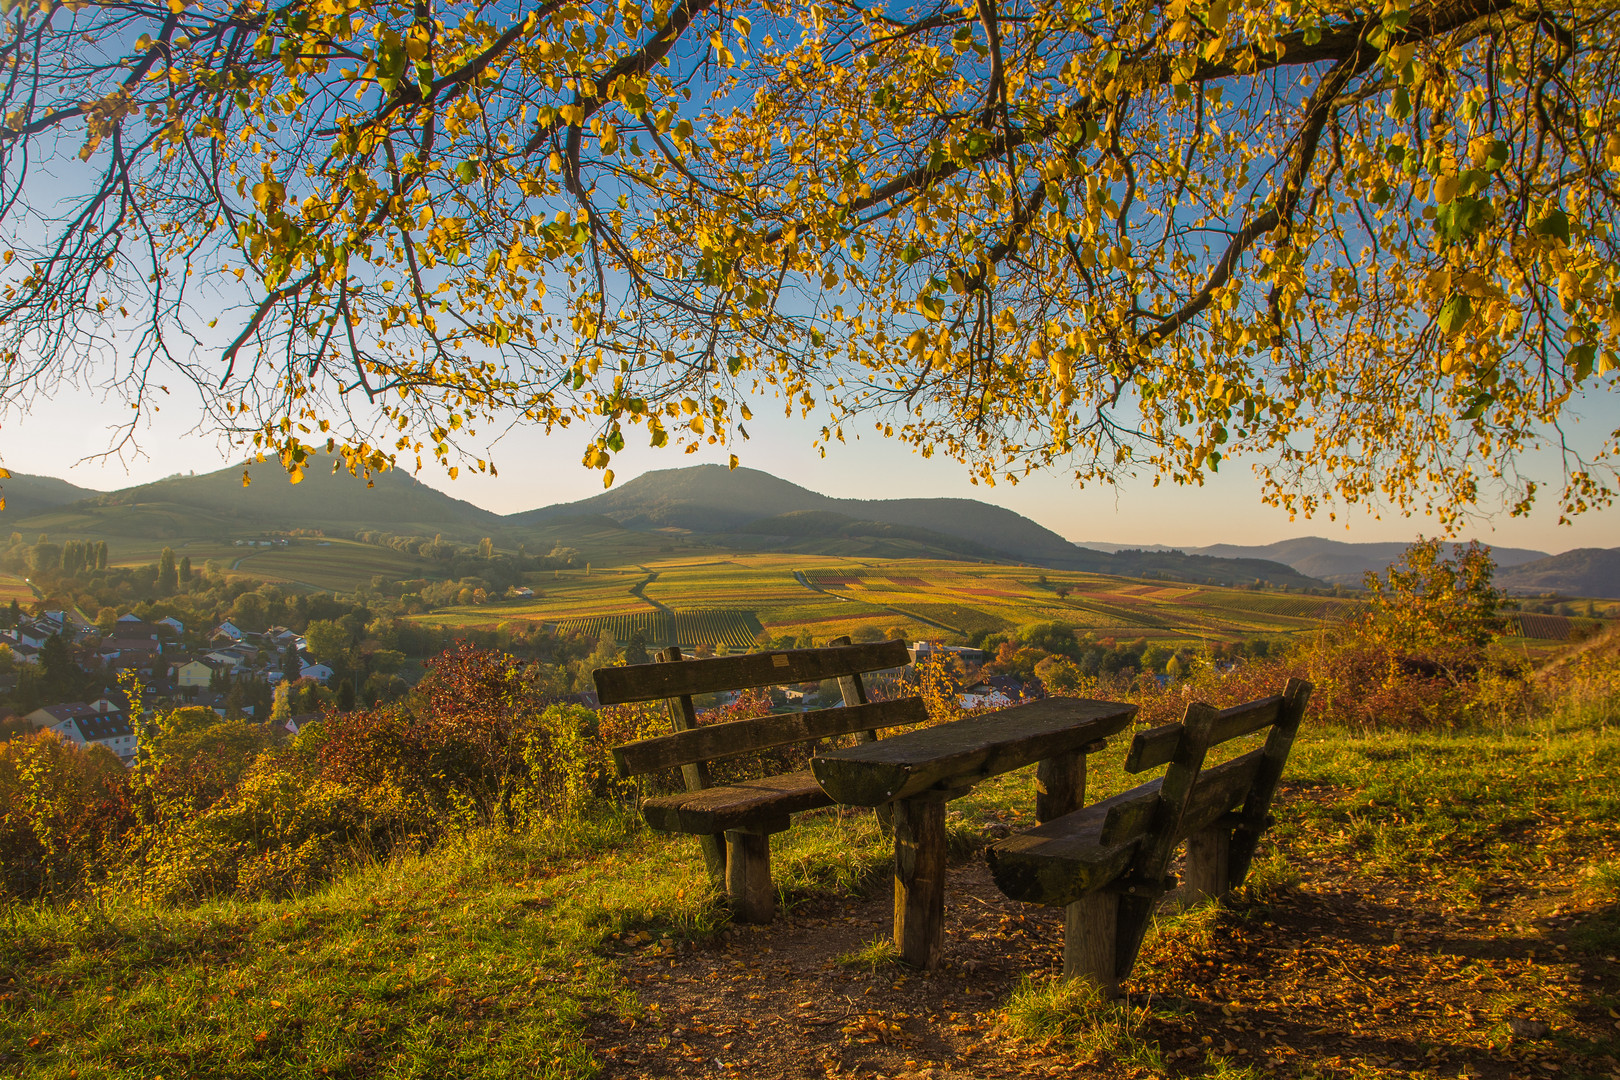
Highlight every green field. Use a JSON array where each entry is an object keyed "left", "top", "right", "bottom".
[{"left": 224, "top": 539, "right": 441, "bottom": 592}]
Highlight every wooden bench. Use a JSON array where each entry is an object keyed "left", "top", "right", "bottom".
[
  {"left": 985, "top": 678, "right": 1312, "bottom": 994},
  {"left": 594, "top": 638, "right": 922, "bottom": 924},
  {"left": 811, "top": 696, "right": 1139, "bottom": 968}
]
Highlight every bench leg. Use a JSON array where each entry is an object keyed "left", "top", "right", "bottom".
[
  {"left": 1183, "top": 826, "right": 1231, "bottom": 907},
  {"left": 698, "top": 834, "right": 727, "bottom": 889},
  {"left": 892, "top": 791, "right": 947, "bottom": 970},
  {"left": 1063, "top": 890, "right": 1119, "bottom": 997},
  {"left": 725, "top": 830, "right": 775, "bottom": 924}
]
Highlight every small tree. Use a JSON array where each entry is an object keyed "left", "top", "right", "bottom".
[
  {"left": 156, "top": 548, "right": 178, "bottom": 595},
  {"left": 1359, "top": 539, "right": 1506, "bottom": 653}
]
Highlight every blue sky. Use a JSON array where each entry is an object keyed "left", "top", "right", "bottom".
[{"left": 3, "top": 380, "right": 1618, "bottom": 555}]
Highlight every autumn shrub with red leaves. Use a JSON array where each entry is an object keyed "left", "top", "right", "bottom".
[{"left": 0, "top": 730, "right": 134, "bottom": 900}]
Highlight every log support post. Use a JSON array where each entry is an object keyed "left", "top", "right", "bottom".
[
  {"left": 1062, "top": 890, "right": 1120, "bottom": 997},
  {"left": 893, "top": 790, "right": 948, "bottom": 969},
  {"left": 1035, "top": 750, "right": 1086, "bottom": 823},
  {"left": 1182, "top": 826, "right": 1232, "bottom": 907},
  {"left": 725, "top": 828, "right": 776, "bottom": 924}
]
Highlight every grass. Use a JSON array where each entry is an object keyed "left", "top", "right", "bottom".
[{"left": 9, "top": 708, "right": 1620, "bottom": 1077}]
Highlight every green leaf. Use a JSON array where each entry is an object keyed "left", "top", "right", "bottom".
[
  {"left": 1533, "top": 207, "right": 1570, "bottom": 245},
  {"left": 1438, "top": 294, "right": 1472, "bottom": 337},
  {"left": 1568, "top": 343, "right": 1596, "bottom": 382},
  {"left": 606, "top": 428, "right": 624, "bottom": 453},
  {"left": 454, "top": 161, "right": 479, "bottom": 183},
  {"left": 1460, "top": 392, "right": 1493, "bottom": 420}
]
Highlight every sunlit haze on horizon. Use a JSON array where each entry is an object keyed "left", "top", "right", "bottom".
[{"left": 3, "top": 384, "right": 1617, "bottom": 555}]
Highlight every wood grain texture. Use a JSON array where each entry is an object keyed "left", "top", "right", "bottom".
[
  {"left": 593, "top": 641, "right": 909, "bottom": 704},
  {"left": 656, "top": 646, "right": 726, "bottom": 885},
  {"left": 1228, "top": 678, "right": 1313, "bottom": 885},
  {"left": 1183, "top": 826, "right": 1231, "bottom": 907},
  {"left": 1063, "top": 891, "right": 1120, "bottom": 995},
  {"left": 812, "top": 698, "right": 1136, "bottom": 806},
  {"left": 893, "top": 792, "right": 948, "bottom": 970},
  {"left": 725, "top": 830, "right": 776, "bottom": 924},
  {"left": 1100, "top": 749, "right": 1263, "bottom": 846},
  {"left": 612, "top": 698, "right": 927, "bottom": 778},
  {"left": 1035, "top": 750, "right": 1086, "bottom": 824},
  {"left": 987, "top": 748, "right": 1263, "bottom": 906},
  {"left": 640, "top": 770, "right": 832, "bottom": 834},
  {"left": 1124, "top": 695, "right": 1282, "bottom": 773}
]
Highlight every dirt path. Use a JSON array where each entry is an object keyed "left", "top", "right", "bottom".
[{"left": 588, "top": 790, "right": 1620, "bottom": 1079}]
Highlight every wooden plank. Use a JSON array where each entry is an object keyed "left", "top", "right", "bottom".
[
  {"left": 813, "top": 698, "right": 1137, "bottom": 806},
  {"left": 829, "top": 635, "right": 880, "bottom": 745},
  {"left": 1228, "top": 678, "right": 1312, "bottom": 886},
  {"left": 986, "top": 751, "right": 1261, "bottom": 907},
  {"left": 1125, "top": 697, "right": 1284, "bottom": 773},
  {"left": 1182, "top": 826, "right": 1231, "bottom": 907},
  {"left": 1101, "top": 750, "right": 1263, "bottom": 846},
  {"left": 1124, "top": 722, "right": 1182, "bottom": 774},
  {"left": 613, "top": 698, "right": 927, "bottom": 778},
  {"left": 1113, "top": 702, "right": 1218, "bottom": 981},
  {"left": 893, "top": 791, "right": 948, "bottom": 970},
  {"left": 1035, "top": 750, "right": 1086, "bottom": 824},
  {"left": 1211, "top": 695, "right": 1284, "bottom": 744},
  {"left": 641, "top": 770, "right": 833, "bottom": 834},
  {"left": 986, "top": 799, "right": 1137, "bottom": 907},
  {"left": 654, "top": 646, "right": 726, "bottom": 885},
  {"left": 725, "top": 830, "right": 775, "bottom": 923},
  {"left": 594, "top": 641, "right": 910, "bottom": 705},
  {"left": 1063, "top": 891, "right": 1119, "bottom": 996}
]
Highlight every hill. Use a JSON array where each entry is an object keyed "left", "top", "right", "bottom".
[
  {"left": 0, "top": 471, "right": 103, "bottom": 523},
  {"left": 511, "top": 465, "right": 1319, "bottom": 586},
  {"left": 9, "top": 456, "right": 502, "bottom": 541},
  {"left": 1187, "top": 536, "right": 1549, "bottom": 585},
  {"left": 1497, "top": 548, "right": 1620, "bottom": 598}
]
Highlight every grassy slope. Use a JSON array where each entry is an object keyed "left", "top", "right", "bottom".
[{"left": 6, "top": 717, "right": 1620, "bottom": 1078}]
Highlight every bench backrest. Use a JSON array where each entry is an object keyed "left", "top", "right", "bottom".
[{"left": 594, "top": 638, "right": 923, "bottom": 782}]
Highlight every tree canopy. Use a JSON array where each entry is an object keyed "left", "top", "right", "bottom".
[{"left": 0, "top": 0, "right": 1617, "bottom": 523}]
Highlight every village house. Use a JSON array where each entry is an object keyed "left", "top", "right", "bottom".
[
  {"left": 958, "top": 680, "right": 1015, "bottom": 709},
  {"left": 49, "top": 710, "right": 138, "bottom": 763},
  {"left": 175, "top": 659, "right": 218, "bottom": 688}
]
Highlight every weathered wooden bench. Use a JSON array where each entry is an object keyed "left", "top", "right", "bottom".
[
  {"left": 985, "top": 678, "right": 1312, "bottom": 994},
  {"left": 594, "top": 638, "right": 922, "bottom": 924},
  {"left": 812, "top": 695, "right": 1139, "bottom": 969}
]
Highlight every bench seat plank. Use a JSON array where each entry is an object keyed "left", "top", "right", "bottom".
[
  {"left": 812, "top": 698, "right": 1137, "bottom": 805},
  {"left": 641, "top": 770, "right": 833, "bottom": 835},
  {"left": 986, "top": 748, "right": 1264, "bottom": 906},
  {"left": 595, "top": 641, "right": 909, "bottom": 705},
  {"left": 614, "top": 697, "right": 928, "bottom": 778}
]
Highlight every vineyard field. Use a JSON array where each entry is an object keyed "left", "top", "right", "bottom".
[
  {"left": 555, "top": 609, "right": 762, "bottom": 650},
  {"left": 409, "top": 552, "right": 1376, "bottom": 647}
]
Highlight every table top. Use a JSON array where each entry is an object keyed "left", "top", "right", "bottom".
[{"left": 811, "top": 697, "right": 1137, "bottom": 805}]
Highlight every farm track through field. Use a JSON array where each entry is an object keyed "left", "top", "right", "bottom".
[
  {"left": 794, "top": 569, "right": 961, "bottom": 635},
  {"left": 629, "top": 571, "right": 672, "bottom": 615}
]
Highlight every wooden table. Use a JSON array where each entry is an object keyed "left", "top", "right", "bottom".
[{"left": 811, "top": 697, "right": 1137, "bottom": 969}]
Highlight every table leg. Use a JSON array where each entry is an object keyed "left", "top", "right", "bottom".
[
  {"left": 1035, "top": 750, "right": 1085, "bottom": 823},
  {"left": 893, "top": 790, "right": 947, "bottom": 969}
]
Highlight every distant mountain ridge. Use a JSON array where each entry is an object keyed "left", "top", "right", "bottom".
[
  {"left": 0, "top": 473, "right": 104, "bottom": 521},
  {"left": 1184, "top": 537, "right": 1550, "bottom": 586},
  {"left": 514, "top": 464, "right": 1319, "bottom": 585},
  {"left": 1497, "top": 549, "right": 1620, "bottom": 599}
]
